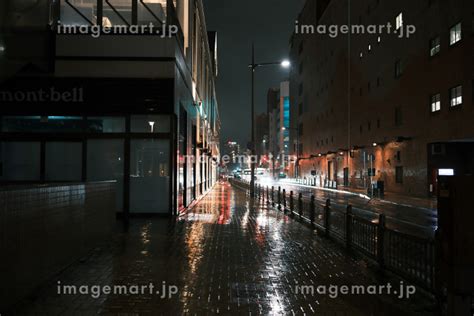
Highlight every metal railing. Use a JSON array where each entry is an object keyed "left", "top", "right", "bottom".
[{"left": 229, "top": 178, "right": 436, "bottom": 293}]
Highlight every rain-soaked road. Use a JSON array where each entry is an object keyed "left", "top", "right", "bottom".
[
  {"left": 10, "top": 181, "right": 434, "bottom": 315},
  {"left": 263, "top": 180, "right": 437, "bottom": 238}
]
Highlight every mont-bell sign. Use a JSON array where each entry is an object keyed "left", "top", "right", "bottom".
[{"left": 0, "top": 87, "right": 84, "bottom": 103}]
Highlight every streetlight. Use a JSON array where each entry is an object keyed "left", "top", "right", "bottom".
[
  {"left": 249, "top": 43, "right": 290, "bottom": 198},
  {"left": 281, "top": 60, "right": 291, "bottom": 68}
]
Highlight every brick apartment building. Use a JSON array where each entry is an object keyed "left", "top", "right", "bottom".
[{"left": 289, "top": 0, "right": 474, "bottom": 197}]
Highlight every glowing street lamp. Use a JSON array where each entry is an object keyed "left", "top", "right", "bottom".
[{"left": 281, "top": 60, "right": 291, "bottom": 68}]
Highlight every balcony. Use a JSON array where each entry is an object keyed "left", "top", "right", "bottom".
[
  {"left": 57, "top": 0, "right": 180, "bottom": 29},
  {"left": 53, "top": 0, "right": 185, "bottom": 78}
]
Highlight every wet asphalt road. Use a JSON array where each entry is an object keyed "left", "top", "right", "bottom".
[{"left": 258, "top": 181, "right": 437, "bottom": 238}]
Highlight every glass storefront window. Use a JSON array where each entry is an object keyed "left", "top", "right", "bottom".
[
  {"left": 130, "top": 139, "right": 170, "bottom": 213},
  {"left": 2, "top": 116, "right": 83, "bottom": 133},
  {"left": 87, "top": 140, "right": 124, "bottom": 211},
  {"left": 45, "top": 142, "right": 82, "bottom": 181},
  {"left": 86, "top": 117, "right": 125, "bottom": 133},
  {"left": 0, "top": 142, "right": 41, "bottom": 181},
  {"left": 131, "top": 115, "right": 170, "bottom": 133},
  {"left": 60, "top": 0, "right": 97, "bottom": 26}
]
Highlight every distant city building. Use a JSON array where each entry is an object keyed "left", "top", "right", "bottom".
[
  {"left": 289, "top": 0, "right": 474, "bottom": 197},
  {"left": 223, "top": 140, "right": 243, "bottom": 171},
  {"left": 255, "top": 112, "right": 269, "bottom": 159},
  {"left": 267, "top": 81, "right": 291, "bottom": 175}
]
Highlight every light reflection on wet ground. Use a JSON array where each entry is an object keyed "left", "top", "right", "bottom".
[{"left": 11, "top": 181, "right": 434, "bottom": 315}]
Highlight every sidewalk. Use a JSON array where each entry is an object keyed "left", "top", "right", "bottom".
[{"left": 8, "top": 181, "right": 434, "bottom": 315}]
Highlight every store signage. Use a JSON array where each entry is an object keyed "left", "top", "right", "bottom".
[{"left": 0, "top": 87, "right": 84, "bottom": 103}]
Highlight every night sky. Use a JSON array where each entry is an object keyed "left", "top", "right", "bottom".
[{"left": 203, "top": 0, "right": 305, "bottom": 146}]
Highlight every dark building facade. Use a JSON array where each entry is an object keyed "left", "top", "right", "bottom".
[
  {"left": 0, "top": 0, "right": 220, "bottom": 216},
  {"left": 290, "top": 0, "right": 474, "bottom": 197}
]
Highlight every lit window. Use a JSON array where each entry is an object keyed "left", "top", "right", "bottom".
[
  {"left": 450, "top": 22, "right": 462, "bottom": 45},
  {"left": 430, "top": 36, "right": 440, "bottom": 56},
  {"left": 377, "top": 36, "right": 381, "bottom": 43},
  {"left": 449, "top": 85, "right": 462, "bottom": 107},
  {"left": 430, "top": 93, "right": 441, "bottom": 112},
  {"left": 396, "top": 13, "right": 403, "bottom": 30},
  {"left": 360, "top": 52, "right": 363, "bottom": 58},
  {"left": 368, "top": 44, "right": 372, "bottom": 52}
]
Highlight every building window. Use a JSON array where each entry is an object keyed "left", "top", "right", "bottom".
[
  {"left": 377, "top": 118, "right": 381, "bottom": 128},
  {"left": 0, "top": 142, "right": 41, "bottom": 181},
  {"left": 377, "top": 36, "right": 381, "bottom": 43},
  {"left": 449, "top": 85, "right": 463, "bottom": 107},
  {"left": 298, "top": 103, "right": 303, "bottom": 115},
  {"left": 396, "top": 166, "right": 404, "bottom": 184},
  {"left": 45, "top": 142, "right": 82, "bottom": 181},
  {"left": 298, "top": 83, "right": 303, "bottom": 96},
  {"left": 430, "top": 93, "right": 441, "bottom": 112},
  {"left": 450, "top": 22, "right": 462, "bottom": 46},
  {"left": 130, "top": 139, "right": 170, "bottom": 213},
  {"left": 368, "top": 168, "right": 376, "bottom": 177},
  {"left": 396, "top": 13, "right": 403, "bottom": 30},
  {"left": 87, "top": 140, "right": 125, "bottom": 211},
  {"left": 360, "top": 52, "right": 363, "bottom": 59},
  {"left": 87, "top": 117, "right": 125, "bottom": 133},
  {"left": 2, "top": 116, "right": 83, "bottom": 133},
  {"left": 395, "top": 107, "right": 403, "bottom": 126},
  {"left": 299, "top": 62, "right": 304, "bottom": 75},
  {"left": 430, "top": 36, "right": 440, "bottom": 56}
]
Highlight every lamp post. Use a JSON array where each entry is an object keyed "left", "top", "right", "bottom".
[
  {"left": 249, "top": 43, "right": 290, "bottom": 198},
  {"left": 282, "top": 126, "right": 300, "bottom": 178}
]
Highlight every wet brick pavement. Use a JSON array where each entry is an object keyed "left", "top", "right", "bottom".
[{"left": 9, "top": 181, "right": 434, "bottom": 315}]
